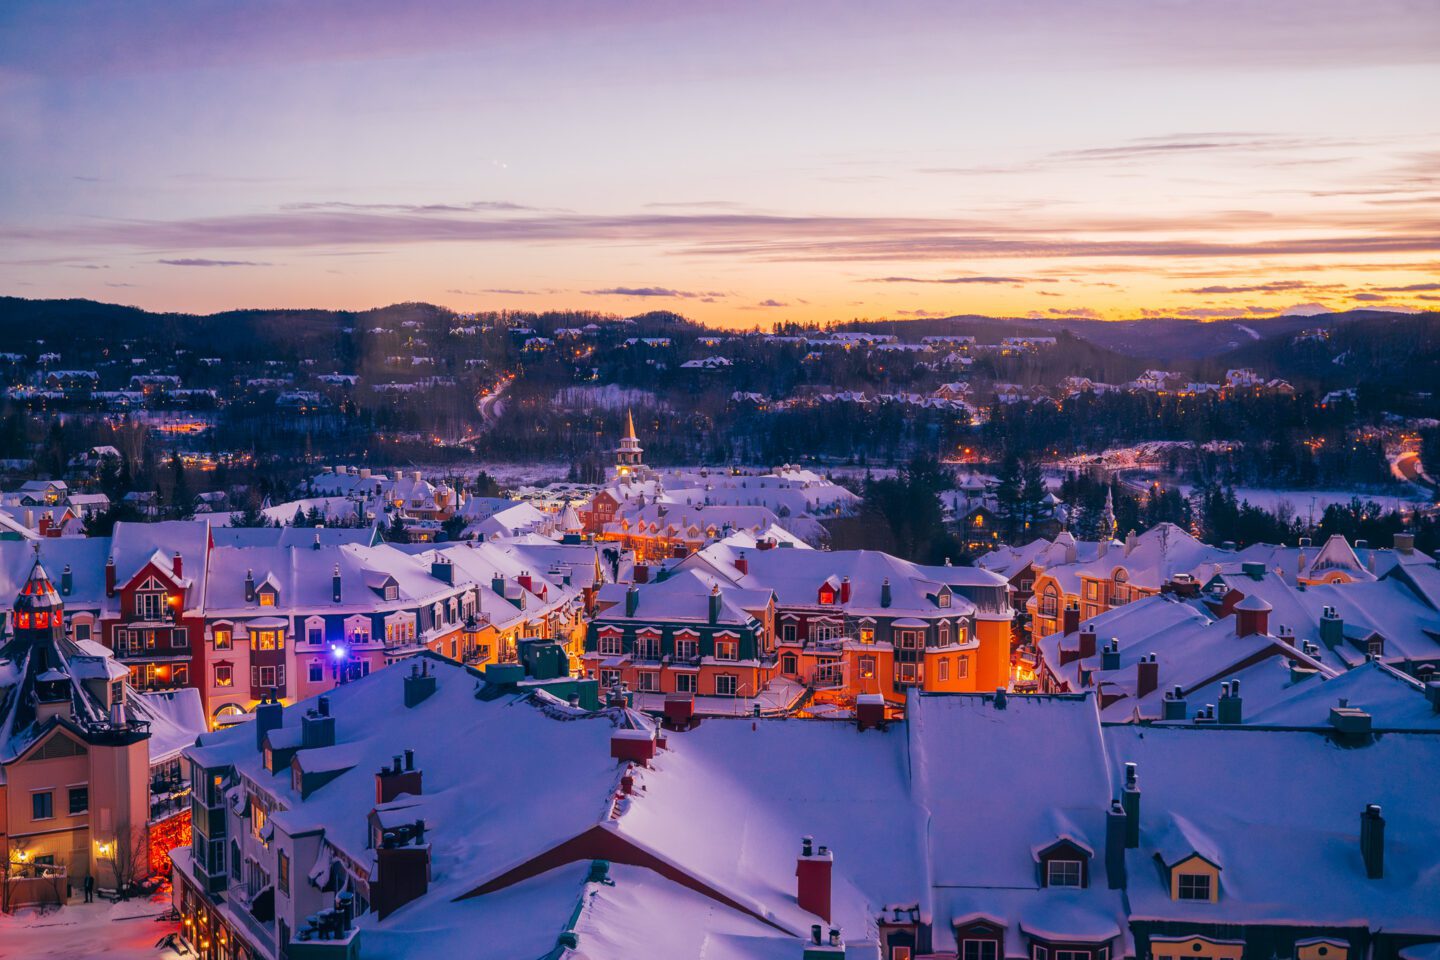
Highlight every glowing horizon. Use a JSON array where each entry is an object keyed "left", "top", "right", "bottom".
[{"left": 1, "top": 1, "right": 1436, "bottom": 328}]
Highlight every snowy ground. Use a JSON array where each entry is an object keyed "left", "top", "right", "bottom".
[
  {"left": 0, "top": 893, "right": 180, "bottom": 960},
  {"left": 1170, "top": 483, "right": 1432, "bottom": 516}
]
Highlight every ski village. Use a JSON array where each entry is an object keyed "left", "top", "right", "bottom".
[{"left": 0, "top": 418, "right": 1436, "bottom": 960}]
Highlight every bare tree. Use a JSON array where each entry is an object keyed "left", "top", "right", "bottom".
[{"left": 102, "top": 821, "right": 150, "bottom": 900}]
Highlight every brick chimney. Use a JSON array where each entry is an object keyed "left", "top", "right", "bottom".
[
  {"left": 611, "top": 727, "right": 657, "bottom": 766},
  {"left": 1136, "top": 654, "right": 1158, "bottom": 698},
  {"left": 254, "top": 689, "right": 284, "bottom": 752},
  {"left": 376, "top": 750, "right": 423, "bottom": 804},
  {"left": 796, "top": 836, "right": 833, "bottom": 922},
  {"left": 38, "top": 514, "right": 50, "bottom": 537},
  {"left": 734, "top": 551, "right": 749, "bottom": 576},
  {"left": 1062, "top": 604, "right": 1080, "bottom": 637},
  {"left": 1078, "top": 629, "right": 1097, "bottom": 661},
  {"left": 373, "top": 819, "right": 430, "bottom": 920},
  {"left": 856, "top": 693, "right": 885, "bottom": 731},
  {"left": 518, "top": 571, "right": 533, "bottom": 593},
  {"left": 1360, "top": 804, "right": 1384, "bottom": 879},
  {"left": 173, "top": 551, "right": 183, "bottom": 579}
]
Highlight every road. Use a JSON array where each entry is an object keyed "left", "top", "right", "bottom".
[{"left": 456, "top": 377, "right": 510, "bottom": 445}]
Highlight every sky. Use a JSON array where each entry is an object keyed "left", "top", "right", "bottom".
[{"left": 1, "top": 0, "right": 1437, "bottom": 328}]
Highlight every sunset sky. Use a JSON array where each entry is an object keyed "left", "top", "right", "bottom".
[{"left": 1, "top": 0, "right": 1437, "bottom": 328}]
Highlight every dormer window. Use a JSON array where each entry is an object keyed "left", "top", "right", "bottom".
[
  {"left": 1037, "top": 839, "right": 1091, "bottom": 888},
  {"left": 258, "top": 588, "right": 277, "bottom": 607},
  {"left": 1367, "top": 637, "right": 1384, "bottom": 659},
  {"left": 938, "top": 589, "right": 951, "bottom": 608},
  {"left": 1046, "top": 859, "right": 1083, "bottom": 887},
  {"left": 1178, "top": 873, "right": 1211, "bottom": 900},
  {"left": 385, "top": 584, "right": 398, "bottom": 601}
]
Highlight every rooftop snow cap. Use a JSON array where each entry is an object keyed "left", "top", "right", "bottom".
[{"left": 1235, "top": 593, "right": 1272, "bottom": 637}]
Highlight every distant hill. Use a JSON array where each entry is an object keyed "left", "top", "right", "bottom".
[{"left": 0, "top": 296, "right": 1429, "bottom": 383}]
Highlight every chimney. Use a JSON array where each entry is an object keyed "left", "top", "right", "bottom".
[
  {"left": 1136, "top": 654, "right": 1158, "bottom": 698},
  {"left": 1394, "top": 532, "right": 1415, "bottom": 555},
  {"left": 1426, "top": 680, "right": 1440, "bottom": 714},
  {"left": 173, "top": 551, "right": 183, "bottom": 579},
  {"left": 610, "top": 727, "right": 658, "bottom": 766},
  {"left": 491, "top": 573, "right": 506, "bottom": 597},
  {"left": 1217, "top": 679, "right": 1243, "bottom": 724},
  {"left": 803, "top": 925, "right": 845, "bottom": 959},
  {"left": 796, "top": 837, "right": 833, "bottom": 922},
  {"left": 1101, "top": 638, "right": 1121, "bottom": 672},
  {"left": 1124, "top": 529, "right": 1138, "bottom": 556},
  {"left": 301, "top": 704, "right": 337, "bottom": 749},
  {"left": 1320, "top": 606, "right": 1344, "bottom": 649},
  {"left": 244, "top": 568, "right": 256, "bottom": 603},
  {"left": 856, "top": 693, "right": 885, "bottom": 731},
  {"left": 374, "top": 819, "right": 430, "bottom": 920},
  {"left": 1078, "top": 628, "right": 1097, "bottom": 661},
  {"left": 431, "top": 557, "right": 454, "bottom": 585},
  {"left": 1235, "top": 595, "right": 1271, "bottom": 637},
  {"left": 1121, "top": 762, "right": 1140, "bottom": 848},
  {"left": 376, "top": 750, "right": 423, "bottom": 804},
  {"left": 332, "top": 564, "right": 343, "bottom": 603},
  {"left": 839, "top": 576, "right": 850, "bottom": 604},
  {"left": 734, "top": 551, "right": 749, "bottom": 576},
  {"left": 1062, "top": 604, "right": 1080, "bottom": 637},
  {"left": 708, "top": 584, "right": 722, "bottom": 624},
  {"left": 1105, "top": 800, "right": 1128, "bottom": 889},
  {"left": 403, "top": 660, "right": 438, "bottom": 708},
  {"left": 1360, "top": 804, "right": 1385, "bottom": 879},
  {"left": 105, "top": 556, "right": 117, "bottom": 597},
  {"left": 880, "top": 578, "right": 892, "bottom": 608},
  {"left": 61, "top": 564, "right": 73, "bottom": 597},
  {"left": 254, "top": 690, "right": 284, "bottom": 752},
  {"left": 1162, "top": 685, "right": 1188, "bottom": 721},
  {"left": 1241, "top": 561, "right": 1265, "bottom": 581},
  {"left": 518, "top": 571, "right": 533, "bottom": 593},
  {"left": 625, "top": 584, "right": 640, "bottom": 617},
  {"left": 38, "top": 514, "right": 50, "bottom": 537}
]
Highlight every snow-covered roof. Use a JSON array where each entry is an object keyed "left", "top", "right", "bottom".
[{"left": 1107, "top": 724, "right": 1440, "bottom": 932}]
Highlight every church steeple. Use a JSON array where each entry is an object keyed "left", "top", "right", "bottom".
[{"left": 615, "top": 409, "right": 645, "bottom": 477}]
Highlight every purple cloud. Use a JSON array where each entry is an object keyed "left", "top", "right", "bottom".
[{"left": 158, "top": 258, "right": 268, "bottom": 267}]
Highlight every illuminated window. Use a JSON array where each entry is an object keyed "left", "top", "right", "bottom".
[
  {"left": 859, "top": 627, "right": 875, "bottom": 644},
  {"left": 251, "top": 630, "right": 282, "bottom": 651},
  {"left": 859, "top": 656, "right": 876, "bottom": 679},
  {"left": 213, "top": 629, "right": 232, "bottom": 650},
  {"left": 214, "top": 665, "right": 233, "bottom": 688},
  {"left": 258, "top": 591, "right": 276, "bottom": 607},
  {"left": 598, "top": 633, "right": 623, "bottom": 656},
  {"left": 714, "top": 640, "right": 738, "bottom": 661}
]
